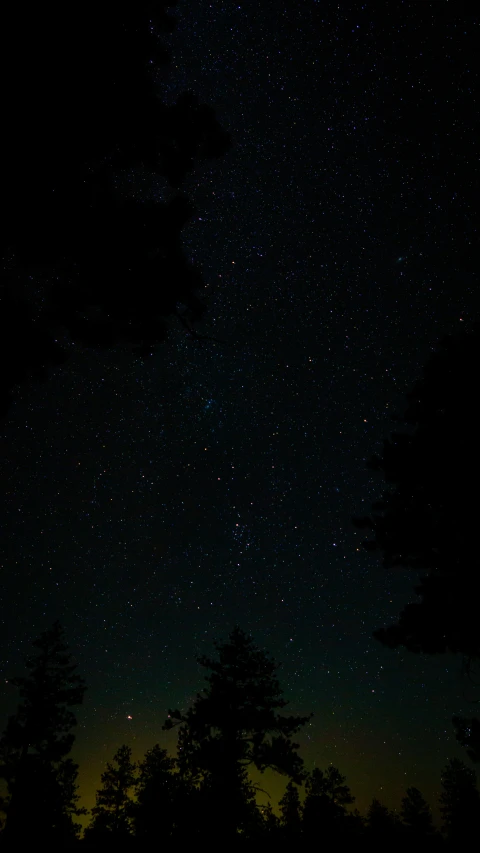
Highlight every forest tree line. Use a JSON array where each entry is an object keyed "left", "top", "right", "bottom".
[{"left": 0, "top": 622, "right": 478, "bottom": 850}]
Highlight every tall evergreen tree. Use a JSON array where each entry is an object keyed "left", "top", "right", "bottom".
[
  {"left": 133, "top": 744, "right": 177, "bottom": 842},
  {"left": 439, "top": 757, "right": 480, "bottom": 844},
  {"left": 302, "top": 765, "right": 354, "bottom": 840},
  {"left": 0, "top": 621, "right": 86, "bottom": 846},
  {"left": 278, "top": 779, "right": 302, "bottom": 835},
  {"left": 366, "top": 798, "right": 402, "bottom": 850},
  {"left": 344, "top": 808, "right": 366, "bottom": 839},
  {"left": 163, "top": 626, "right": 311, "bottom": 841},
  {"left": 86, "top": 745, "right": 137, "bottom": 842},
  {"left": 400, "top": 786, "right": 435, "bottom": 839}
]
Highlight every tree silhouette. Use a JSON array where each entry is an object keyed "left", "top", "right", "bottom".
[
  {"left": 355, "top": 323, "right": 480, "bottom": 660},
  {"left": 258, "top": 801, "right": 281, "bottom": 840},
  {"left": 355, "top": 324, "right": 480, "bottom": 759},
  {"left": 452, "top": 714, "right": 480, "bottom": 763},
  {"left": 0, "top": 621, "right": 86, "bottom": 845},
  {"left": 133, "top": 744, "right": 177, "bottom": 842},
  {"left": 278, "top": 779, "right": 302, "bottom": 836},
  {"left": 439, "top": 757, "right": 480, "bottom": 845},
  {"left": 86, "top": 745, "right": 137, "bottom": 842},
  {"left": 163, "top": 626, "right": 311, "bottom": 841},
  {"left": 366, "top": 798, "right": 402, "bottom": 849},
  {"left": 302, "top": 765, "right": 354, "bottom": 841},
  {"left": 344, "top": 807, "right": 366, "bottom": 839},
  {"left": 1, "top": 3, "right": 232, "bottom": 416},
  {"left": 401, "top": 786, "right": 434, "bottom": 835}
]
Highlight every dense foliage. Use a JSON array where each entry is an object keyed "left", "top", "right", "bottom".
[{"left": 1, "top": 2, "right": 231, "bottom": 416}]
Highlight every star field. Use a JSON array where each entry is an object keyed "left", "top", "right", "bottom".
[{"left": 1, "top": 0, "right": 478, "bottom": 821}]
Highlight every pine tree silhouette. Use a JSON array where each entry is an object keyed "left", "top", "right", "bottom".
[
  {"left": 134, "top": 744, "right": 177, "bottom": 842},
  {"left": 400, "top": 786, "right": 435, "bottom": 839},
  {"left": 86, "top": 745, "right": 137, "bottom": 842},
  {"left": 279, "top": 779, "right": 302, "bottom": 836},
  {"left": 0, "top": 621, "right": 86, "bottom": 846},
  {"left": 163, "top": 626, "right": 311, "bottom": 841},
  {"left": 302, "top": 765, "right": 354, "bottom": 842},
  {"left": 439, "top": 757, "right": 480, "bottom": 844}
]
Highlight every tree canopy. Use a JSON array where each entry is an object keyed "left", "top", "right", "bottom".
[
  {"left": 439, "top": 757, "right": 480, "bottom": 844},
  {"left": 1, "top": 3, "right": 231, "bottom": 417},
  {"left": 355, "top": 323, "right": 480, "bottom": 661},
  {"left": 163, "top": 626, "right": 312, "bottom": 839},
  {"left": 164, "top": 626, "right": 311, "bottom": 781},
  {"left": 302, "top": 765, "right": 355, "bottom": 840}
]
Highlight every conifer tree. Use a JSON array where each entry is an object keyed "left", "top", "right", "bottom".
[
  {"left": 86, "top": 745, "right": 137, "bottom": 841},
  {"left": 400, "top": 786, "right": 435, "bottom": 838},
  {"left": 367, "top": 799, "right": 405, "bottom": 850},
  {"left": 0, "top": 621, "right": 86, "bottom": 845},
  {"left": 279, "top": 780, "right": 302, "bottom": 834},
  {"left": 134, "top": 744, "right": 177, "bottom": 842},
  {"left": 439, "top": 757, "right": 480, "bottom": 844},
  {"left": 302, "top": 765, "right": 354, "bottom": 840},
  {"left": 163, "top": 626, "right": 311, "bottom": 840}
]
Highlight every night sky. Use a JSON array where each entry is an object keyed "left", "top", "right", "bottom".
[{"left": 1, "top": 0, "right": 478, "bottom": 821}]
